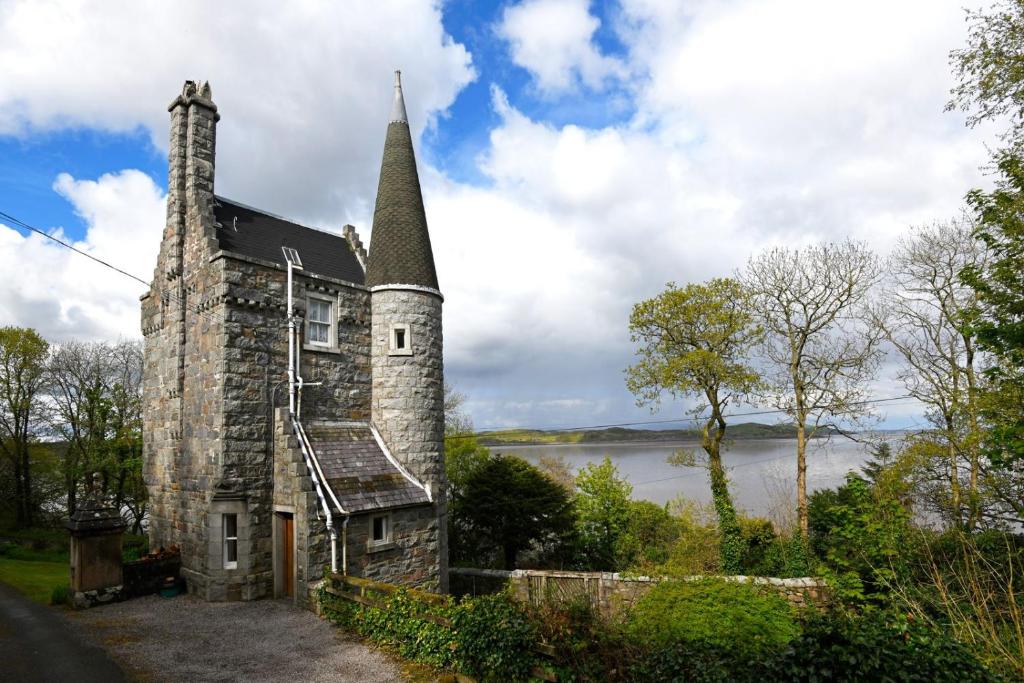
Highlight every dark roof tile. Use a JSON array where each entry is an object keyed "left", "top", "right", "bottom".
[{"left": 213, "top": 197, "right": 365, "bottom": 285}]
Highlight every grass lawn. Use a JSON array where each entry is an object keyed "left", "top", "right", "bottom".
[{"left": 0, "top": 558, "right": 68, "bottom": 604}]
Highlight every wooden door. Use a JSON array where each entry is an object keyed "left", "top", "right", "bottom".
[{"left": 281, "top": 513, "right": 294, "bottom": 597}]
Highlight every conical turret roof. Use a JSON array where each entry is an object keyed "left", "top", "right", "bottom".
[{"left": 365, "top": 71, "right": 438, "bottom": 290}]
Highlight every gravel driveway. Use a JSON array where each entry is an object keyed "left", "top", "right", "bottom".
[{"left": 67, "top": 594, "right": 407, "bottom": 682}]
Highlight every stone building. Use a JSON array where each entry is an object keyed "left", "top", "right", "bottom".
[{"left": 140, "top": 74, "right": 447, "bottom": 602}]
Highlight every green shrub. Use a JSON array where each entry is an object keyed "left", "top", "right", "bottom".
[
  {"left": 319, "top": 586, "right": 537, "bottom": 682},
  {"left": 451, "top": 592, "right": 537, "bottom": 682},
  {"left": 50, "top": 584, "right": 70, "bottom": 605},
  {"left": 625, "top": 578, "right": 799, "bottom": 659},
  {"left": 765, "top": 610, "right": 1002, "bottom": 682},
  {"left": 810, "top": 473, "right": 913, "bottom": 604}
]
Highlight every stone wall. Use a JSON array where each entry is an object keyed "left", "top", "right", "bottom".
[
  {"left": 449, "top": 568, "right": 831, "bottom": 612},
  {"left": 370, "top": 288, "right": 447, "bottom": 590},
  {"left": 346, "top": 505, "right": 441, "bottom": 590}
]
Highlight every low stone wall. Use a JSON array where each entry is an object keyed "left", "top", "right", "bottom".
[{"left": 449, "top": 568, "right": 829, "bottom": 613}]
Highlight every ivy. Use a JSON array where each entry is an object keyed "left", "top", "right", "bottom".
[{"left": 318, "top": 586, "right": 538, "bottom": 682}]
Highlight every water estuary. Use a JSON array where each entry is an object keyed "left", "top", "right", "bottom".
[{"left": 499, "top": 436, "right": 896, "bottom": 519}]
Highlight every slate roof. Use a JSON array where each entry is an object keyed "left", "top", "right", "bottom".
[
  {"left": 305, "top": 422, "right": 430, "bottom": 513},
  {"left": 365, "top": 77, "right": 439, "bottom": 290},
  {"left": 213, "top": 197, "right": 365, "bottom": 285}
]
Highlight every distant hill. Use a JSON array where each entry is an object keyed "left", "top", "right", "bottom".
[{"left": 476, "top": 422, "right": 833, "bottom": 446}]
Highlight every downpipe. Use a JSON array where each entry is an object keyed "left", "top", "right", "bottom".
[{"left": 286, "top": 257, "right": 341, "bottom": 575}]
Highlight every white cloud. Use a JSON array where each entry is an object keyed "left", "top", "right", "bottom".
[
  {"left": 0, "top": 0, "right": 474, "bottom": 225},
  {"left": 498, "top": 0, "right": 626, "bottom": 93},
  {"left": 0, "top": 0, "right": 999, "bottom": 429},
  {"left": 0, "top": 170, "right": 164, "bottom": 341}
]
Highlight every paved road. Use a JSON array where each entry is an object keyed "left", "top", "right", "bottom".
[{"left": 0, "top": 581, "right": 126, "bottom": 683}]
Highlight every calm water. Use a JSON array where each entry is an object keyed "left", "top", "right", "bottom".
[{"left": 498, "top": 437, "right": 891, "bottom": 519}]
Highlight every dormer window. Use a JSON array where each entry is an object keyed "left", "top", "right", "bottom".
[
  {"left": 389, "top": 323, "right": 412, "bottom": 356},
  {"left": 307, "top": 295, "right": 334, "bottom": 347}
]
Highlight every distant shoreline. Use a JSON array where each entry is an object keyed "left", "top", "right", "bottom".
[{"left": 475, "top": 422, "right": 845, "bottom": 447}]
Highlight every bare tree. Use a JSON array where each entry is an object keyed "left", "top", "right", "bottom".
[
  {"left": 872, "top": 219, "right": 987, "bottom": 528},
  {"left": 744, "top": 241, "right": 883, "bottom": 538}
]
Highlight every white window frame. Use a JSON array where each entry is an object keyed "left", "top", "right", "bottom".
[
  {"left": 388, "top": 323, "right": 412, "bottom": 356},
  {"left": 223, "top": 513, "right": 238, "bottom": 569},
  {"left": 306, "top": 294, "right": 336, "bottom": 349},
  {"left": 369, "top": 513, "right": 393, "bottom": 548}
]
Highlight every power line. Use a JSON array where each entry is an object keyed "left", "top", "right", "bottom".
[
  {"left": 448, "top": 394, "right": 921, "bottom": 442},
  {"left": 0, "top": 208, "right": 226, "bottom": 327}
]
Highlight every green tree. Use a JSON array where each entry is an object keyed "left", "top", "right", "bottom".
[
  {"left": 948, "top": 0, "right": 1024, "bottom": 150},
  {"left": 808, "top": 473, "right": 912, "bottom": 604},
  {"left": 615, "top": 499, "right": 680, "bottom": 570},
  {"left": 963, "top": 154, "right": 1024, "bottom": 484},
  {"left": 453, "top": 454, "right": 574, "bottom": 569},
  {"left": 0, "top": 327, "right": 49, "bottom": 527},
  {"left": 573, "top": 457, "right": 632, "bottom": 570},
  {"left": 626, "top": 278, "right": 762, "bottom": 572}
]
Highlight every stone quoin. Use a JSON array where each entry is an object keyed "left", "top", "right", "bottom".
[{"left": 140, "top": 73, "right": 447, "bottom": 603}]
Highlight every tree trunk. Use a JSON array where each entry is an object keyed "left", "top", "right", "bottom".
[
  {"left": 945, "top": 412, "right": 963, "bottom": 528},
  {"left": 20, "top": 441, "right": 33, "bottom": 526},
  {"left": 704, "top": 401, "right": 742, "bottom": 574},
  {"left": 964, "top": 342, "right": 981, "bottom": 530},
  {"left": 12, "top": 449, "right": 25, "bottom": 527},
  {"left": 503, "top": 543, "right": 516, "bottom": 570},
  {"left": 796, "top": 420, "right": 808, "bottom": 539}
]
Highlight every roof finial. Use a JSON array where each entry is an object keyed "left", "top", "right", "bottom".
[{"left": 390, "top": 69, "right": 408, "bottom": 124}]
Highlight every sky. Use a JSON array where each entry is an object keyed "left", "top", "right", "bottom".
[{"left": 0, "top": 0, "right": 997, "bottom": 431}]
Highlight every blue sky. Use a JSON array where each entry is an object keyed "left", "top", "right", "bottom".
[{"left": 0, "top": 0, "right": 996, "bottom": 432}]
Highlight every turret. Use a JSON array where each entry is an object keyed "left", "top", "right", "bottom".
[{"left": 366, "top": 71, "right": 447, "bottom": 588}]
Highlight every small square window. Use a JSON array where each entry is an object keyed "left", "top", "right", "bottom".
[
  {"left": 369, "top": 514, "right": 392, "bottom": 547},
  {"left": 388, "top": 324, "right": 412, "bottom": 356},
  {"left": 307, "top": 296, "right": 334, "bottom": 347},
  {"left": 223, "top": 513, "right": 238, "bottom": 569}
]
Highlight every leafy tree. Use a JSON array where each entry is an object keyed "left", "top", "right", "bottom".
[
  {"left": 0, "top": 327, "right": 49, "bottom": 527},
  {"left": 452, "top": 454, "right": 574, "bottom": 569},
  {"left": 615, "top": 499, "right": 680, "bottom": 570},
  {"left": 626, "top": 278, "right": 763, "bottom": 572},
  {"left": 573, "top": 457, "right": 632, "bottom": 570},
  {"left": 962, "top": 154, "right": 1024, "bottom": 501},
  {"left": 744, "top": 242, "right": 882, "bottom": 539},
  {"left": 46, "top": 340, "right": 145, "bottom": 529},
  {"left": 948, "top": 0, "right": 1024, "bottom": 149}
]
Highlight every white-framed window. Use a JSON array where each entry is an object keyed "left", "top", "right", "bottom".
[
  {"left": 223, "top": 513, "right": 238, "bottom": 569},
  {"left": 306, "top": 295, "right": 334, "bottom": 347},
  {"left": 369, "top": 513, "right": 392, "bottom": 547},
  {"left": 388, "top": 323, "right": 412, "bottom": 356}
]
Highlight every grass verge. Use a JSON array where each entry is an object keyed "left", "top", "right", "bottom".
[{"left": 0, "top": 558, "right": 68, "bottom": 604}]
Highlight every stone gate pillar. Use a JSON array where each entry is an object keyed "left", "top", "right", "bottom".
[{"left": 66, "top": 499, "right": 126, "bottom": 608}]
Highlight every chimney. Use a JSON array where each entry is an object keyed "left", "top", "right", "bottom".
[{"left": 165, "top": 80, "right": 220, "bottom": 276}]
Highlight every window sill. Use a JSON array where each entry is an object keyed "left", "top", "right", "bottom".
[
  {"left": 366, "top": 541, "right": 396, "bottom": 554},
  {"left": 387, "top": 349, "right": 413, "bottom": 357},
  {"left": 303, "top": 343, "right": 341, "bottom": 355}
]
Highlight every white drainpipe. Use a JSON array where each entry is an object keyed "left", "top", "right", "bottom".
[{"left": 286, "top": 257, "right": 344, "bottom": 574}]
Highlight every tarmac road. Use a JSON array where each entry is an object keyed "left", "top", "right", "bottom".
[{"left": 0, "top": 580, "right": 126, "bottom": 683}]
